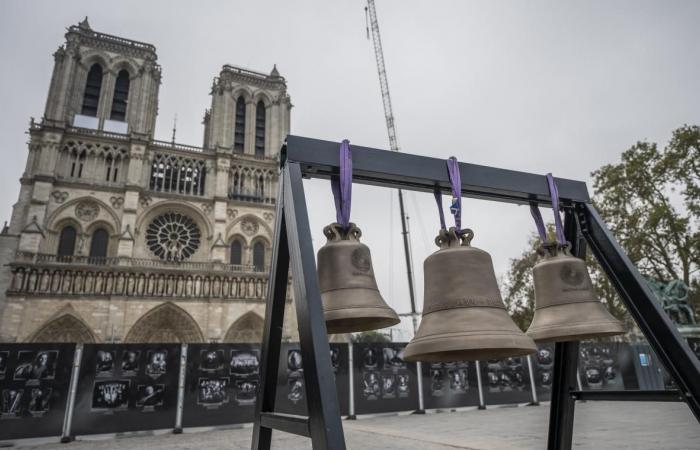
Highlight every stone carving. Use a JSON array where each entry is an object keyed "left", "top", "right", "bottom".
[
  {"left": 75, "top": 200, "right": 99, "bottom": 222},
  {"left": 110, "top": 196, "right": 124, "bottom": 209},
  {"left": 227, "top": 208, "right": 238, "bottom": 219},
  {"left": 202, "top": 203, "right": 213, "bottom": 214},
  {"left": 51, "top": 191, "right": 69, "bottom": 203},
  {"left": 241, "top": 219, "right": 259, "bottom": 236},
  {"left": 139, "top": 194, "right": 152, "bottom": 208},
  {"left": 145, "top": 212, "right": 201, "bottom": 262},
  {"left": 263, "top": 212, "right": 274, "bottom": 222}
]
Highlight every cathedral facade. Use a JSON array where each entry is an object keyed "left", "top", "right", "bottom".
[{"left": 0, "top": 19, "right": 297, "bottom": 344}]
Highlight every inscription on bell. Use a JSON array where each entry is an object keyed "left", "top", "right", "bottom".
[
  {"left": 560, "top": 263, "right": 585, "bottom": 286},
  {"left": 351, "top": 248, "right": 372, "bottom": 273}
]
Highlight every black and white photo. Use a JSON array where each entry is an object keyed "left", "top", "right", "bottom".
[
  {"left": 230, "top": 350, "right": 259, "bottom": 377},
  {"left": 287, "top": 376, "right": 304, "bottom": 404},
  {"left": 1, "top": 389, "right": 23, "bottom": 416},
  {"left": 92, "top": 380, "right": 130, "bottom": 411},
  {"left": 13, "top": 350, "right": 57, "bottom": 382},
  {"left": 234, "top": 380, "right": 257, "bottom": 405},
  {"left": 145, "top": 350, "right": 167, "bottom": 378},
  {"left": 121, "top": 351, "right": 140, "bottom": 374},
  {"left": 136, "top": 384, "right": 164, "bottom": 408},
  {"left": 0, "top": 351, "right": 8, "bottom": 379},
  {"left": 28, "top": 387, "right": 51, "bottom": 415},
  {"left": 96, "top": 350, "right": 115, "bottom": 375},
  {"left": 197, "top": 378, "right": 229, "bottom": 406},
  {"left": 200, "top": 350, "right": 224, "bottom": 372}
]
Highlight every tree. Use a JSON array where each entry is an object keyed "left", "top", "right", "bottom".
[{"left": 503, "top": 125, "right": 700, "bottom": 331}]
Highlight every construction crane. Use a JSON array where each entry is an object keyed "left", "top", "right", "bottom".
[{"left": 365, "top": 0, "right": 419, "bottom": 334}]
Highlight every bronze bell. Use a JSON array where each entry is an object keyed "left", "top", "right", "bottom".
[
  {"left": 317, "top": 222, "right": 400, "bottom": 334},
  {"left": 526, "top": 242, "right": 625, "bottom": 342},
  {"left": 404, "top": 228, "right": 537, "bottom": 362}
]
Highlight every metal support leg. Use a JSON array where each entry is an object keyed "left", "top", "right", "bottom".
[
  {"left": 526, "top": 355, "right": 539, "bottom": 406},
  {"left": 475, "top": 360, "right": 486, "bottom": 410},
  {"left": 413, "top": 361, "right": 425, "bottom": 414},
  {"left": 252, "top": 173, "right": 291, "bottom": 450},
  {"left": 546, "top": 208, "right": 584, "bottom": 450},
  {"left": 283, "top": 162, "right": 346, "bottom": 449},
  {"left": 174, "top": 343, "right": 188, "bottom": 434},
  {"left": 60, "top": 344, "right": 82, "bottom": 443},
  {"left": 579, "top": 203, "right": 700, "bottom": 422},
  {"left": 347, "top": 341, "right": 356, "bottom": 420}
]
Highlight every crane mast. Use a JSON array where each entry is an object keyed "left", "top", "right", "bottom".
[{"left": 365, "top": 0, "right": 419, "bottom": 333}]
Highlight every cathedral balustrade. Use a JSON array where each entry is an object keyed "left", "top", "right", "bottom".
[{"left": 9, "top": 252, "right": 273, "bottom": 300}]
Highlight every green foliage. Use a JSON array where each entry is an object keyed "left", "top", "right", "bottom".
[
  {"left": 503, "top": 125, "right": 700, "bottom": 331},
  {"left": 351, "top": 330, "right": 391, "bottom": 343}
]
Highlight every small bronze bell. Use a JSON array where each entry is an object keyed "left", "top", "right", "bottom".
[
  {"left": 526, "top": 242, "right": 625, "bottom": 342},
  {"left": 404, "top": 228, "right": 537, "bottom": 362},
  {"left": 317, "top": 222, "right": 400, "bottom": 334}
]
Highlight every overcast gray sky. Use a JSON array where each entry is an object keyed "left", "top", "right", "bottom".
[{"left": 1, "top": 1, "right": 699, "bottom": 338}]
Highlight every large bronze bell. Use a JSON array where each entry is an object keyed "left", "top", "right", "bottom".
[
  {"left": 404, "top": 228, "right": 537, "bottom": 362},
  {"left": 317, "top": 222, "right": 400, "bottom": 334},
  {"left": 526, "top": 242, "right": 625, "bottom": 342}
]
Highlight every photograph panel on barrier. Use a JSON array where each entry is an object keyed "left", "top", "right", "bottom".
[
  {"left": 353, "top": 343, "right": 418, "bottom": 414},
  {"left": 481, "top": 355, "right": 533, "bottom": 405},
  {"left": 182, "top": 344, "right": 260, "bottom": 428},
  {"left": 0, "top": 343, "right": 76, "bottom": 440},
  {"left": 71, "top": 344, "right": 180, "bottom": 436}
]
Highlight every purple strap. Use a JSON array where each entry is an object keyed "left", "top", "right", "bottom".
[
  {"left": 546, "top": 173, "right": 566, "bottom": 244},
  {"left": 529, "top": 203, "right": 547, "bottom": 241},
  {"left": 331, "top": 140, "right": 352, "bottom": 229},
  {"left": 434, "top": 157, "right": 462, "bottom": 231},
  {"left": 447, "top": 157, "right": 462, "bottom": 232}
]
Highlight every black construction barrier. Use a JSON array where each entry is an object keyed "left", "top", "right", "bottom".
[
  {"left": 275, "top": 343, "right": 349, "bottom": 416},
  {"left": 422, "top": 361, "right": 480, "bottom": 409},
  {"left": 352, "top": 343, "right": 419, "bottom": 414},
  {"left": 480, "top": 356, "right": 533, "bottom": 405},
  {"left": 71, "top": 343, "right": 181, "bottom": 436},
  {"left": 0, "top": 343, "right": 75, "bottom": 441},
  {"left": 183, "top": 343, "right": 259, "bottom": 427}
]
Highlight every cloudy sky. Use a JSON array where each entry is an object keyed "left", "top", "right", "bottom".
[{"left": 1, "top": 1, "right": 699, "bottom": 338}]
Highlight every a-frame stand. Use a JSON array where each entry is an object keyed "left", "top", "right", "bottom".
[{"left": 252, "top": 135, "right": 700, "bottom": 450}]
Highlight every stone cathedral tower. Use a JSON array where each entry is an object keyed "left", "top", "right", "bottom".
[{"left": 0, "top": 19, "right": 295, "bottom": 344}]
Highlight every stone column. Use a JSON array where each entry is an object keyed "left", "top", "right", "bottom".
[{"left": 97, "top": 70, "right": 116, "bottom": 130}]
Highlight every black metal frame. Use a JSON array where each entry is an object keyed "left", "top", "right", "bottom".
[{"left": 251, "top": 135, "right": 700, "bottom": 450}]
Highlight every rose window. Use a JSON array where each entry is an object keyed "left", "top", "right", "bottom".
[{"left": 146, "top": 212, "right": 201, "bottom": 262}]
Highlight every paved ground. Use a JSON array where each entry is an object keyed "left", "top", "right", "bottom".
[{"left": 9, "top": 402, "right": 700, "bottom": 450}]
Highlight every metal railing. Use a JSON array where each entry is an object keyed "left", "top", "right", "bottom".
[{"left": 14, "top": 252, "right": 266, "bottom": 274}]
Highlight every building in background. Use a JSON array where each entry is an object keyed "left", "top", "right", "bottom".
[{"left": 0, "top": 18, "right": 296, "bottom": 343}]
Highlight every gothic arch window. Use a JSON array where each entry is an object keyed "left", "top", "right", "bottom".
[
  {"left": 253, "top": 241, "right": 266, "bottom": 271},
  {"left": 110, "top": 69, "right": 130, "bottom": 121},
  {"left": 234, "top": 97, "right": 246, "bottom": 153},
  {"left": 255, "top": 173, "right": 264, "bottom": 199},
  {"left": 255, "top": 101, "right": 266, "bottom": 157},
  {"left": 70, "top": 149, "right": 86, "bottom": 178},
  {"left": 81, "top": 63, "right": 103, "bottom": 117},
  {"left": 57, "top": 225, "right": 77, "bottom": 258},
  {"left": 124, "top": 302, "right": 205, "bottom": 343},
  {"left": 230, "top": 239, "right": 243, "bottom": 265},
  {"left": 150, "top": 153, "right": 207, "bottom": 196},
  {"left": 223, "top": 312, "right": 264, "bottom": 343},
  {"left": 89, "top": 228, "right": 109, "bottom": 262}
]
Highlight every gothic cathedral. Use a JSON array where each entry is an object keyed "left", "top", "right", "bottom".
[{"left": 0, "top": 18, "right": 297, "bottom": 344}]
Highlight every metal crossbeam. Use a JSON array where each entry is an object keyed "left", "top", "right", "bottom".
[{"left": 571, "top": 390, "right": 684, "bottom": 402}]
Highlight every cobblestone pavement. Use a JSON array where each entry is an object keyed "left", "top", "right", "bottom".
[{"left": 12, "top": 401, "right": 700, "bottom": 450}]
